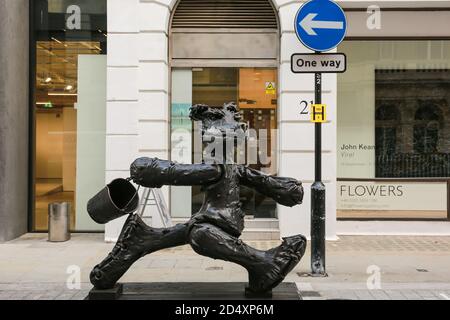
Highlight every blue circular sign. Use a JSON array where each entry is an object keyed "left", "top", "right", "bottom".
[{"left": 294, "top": 0, "right": 347, "bottom": 52}]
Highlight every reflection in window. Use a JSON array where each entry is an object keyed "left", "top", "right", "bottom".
[
  {"left": 375, "top": 70, "right": 450, "bottom": 178},
  {"left": 414, "top": 104, "right": 442, "bottom": 154},
  {"left": 375, "top": 104, "right": 400, "bottom": 156}
]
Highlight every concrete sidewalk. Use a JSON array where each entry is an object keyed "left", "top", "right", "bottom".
[{"left": 0, "top": 234, "right": 449, "bottom": 300}]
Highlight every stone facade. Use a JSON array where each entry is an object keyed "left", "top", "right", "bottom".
[
  {"left": 0, "top": 0, "right": 29, "bottom": 242},
  {"left": 104, "top": 0, "right": 338, "bottom": 240}
]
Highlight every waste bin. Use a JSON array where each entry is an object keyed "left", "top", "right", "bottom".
[{"left": 48, "top": 202, "right": 71, "bottom": 242}]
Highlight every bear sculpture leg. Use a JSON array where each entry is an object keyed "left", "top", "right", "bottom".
[
  {"left": 90, "top": 214, "right": 189, "bottom": 289},
  {"left": 189, "top": 223, "right": 307, "bottom": 294}
]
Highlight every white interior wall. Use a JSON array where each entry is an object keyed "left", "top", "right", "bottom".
[
  {"left": 75, "top": 55, "right": 107, "bottom": 231},
  {"left": 36, "top": 112, "right": 63, "bottom": 179},
  {"left": 337, "top": 43, "right": 376, "bottom": 179},
  {"left": 170, "top": 68, "right": 193, "bottom": 219},
  {"left": 62, "top": 107, "right": 77, "bottom": 192}
]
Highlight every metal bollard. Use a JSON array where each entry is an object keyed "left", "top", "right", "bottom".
[{"left": 48, "top": 202, "right": 71, "bottom": 242}]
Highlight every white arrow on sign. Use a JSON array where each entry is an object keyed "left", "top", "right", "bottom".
[{"left": 300, "top": 13, "right": 344, "bottom": 36}]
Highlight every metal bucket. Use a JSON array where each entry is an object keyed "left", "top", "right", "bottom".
[{"left": 87, "top": 178, "right": 139, "bottom": 224}]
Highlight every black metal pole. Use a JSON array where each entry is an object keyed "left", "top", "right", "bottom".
[{"left": 311, "top": 65, "right": 326, "bottom": 276}]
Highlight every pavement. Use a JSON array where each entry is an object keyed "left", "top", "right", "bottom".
[{"left": 1, "top": 233, "right": 450, "bottom": 300}]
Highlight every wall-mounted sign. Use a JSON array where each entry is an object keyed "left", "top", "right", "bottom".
[
  {"left": 311, "top": 104, "right": 327, "bottom": 123},
  {"left": 294, "top": 0, "right": 347, "bottom": 52},
  {"left": 291, "top": 53, "right": 346, "bottom": 73},
  {"left": 265, "top": 82, "right": 276, "bottom": 95},
  {"left": 337, "top": 181, "right": 447, "bottom": 211}
]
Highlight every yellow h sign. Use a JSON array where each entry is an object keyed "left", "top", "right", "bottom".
[{"left": 311, "top": 104, "right": 327, "bottom": 123}]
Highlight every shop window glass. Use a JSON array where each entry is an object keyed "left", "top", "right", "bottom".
[
  {"left": 337, "top": 41, "right": 450, "bottom": 220},
  {"left": 32, "top": 0, "right": 107, "bottom": 231}
]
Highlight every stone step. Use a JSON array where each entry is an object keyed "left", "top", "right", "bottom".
[
  {"left": 240, "top": 228, "right": 281, "bottom": 241},
  {"left": 168, "top": 218, "right": 281, "bottom": 241},
  {"left": 243, "top": 218, "right": 279, "bottom": 230},
  {"left": 171, "top": 218, "right": 279, "bottom": 228}
]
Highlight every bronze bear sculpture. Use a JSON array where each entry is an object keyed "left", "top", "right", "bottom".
[{"left": 90, "top": 102, "right": 307, "bottom": 295}]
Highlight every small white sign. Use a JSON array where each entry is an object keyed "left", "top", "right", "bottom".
[
  {"left": 337, "top": 181, "right": 447, "bottom": 211},
  {"left": 291, "top": 53, "right": 346, "bottom": 73}
]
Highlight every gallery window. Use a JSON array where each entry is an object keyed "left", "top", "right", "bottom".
[
  {"left": 31, "top": 0, "right": 107, "bottom": 231},
  {"left": 337, "top": 40, "right": 450, "bottom": 220}
]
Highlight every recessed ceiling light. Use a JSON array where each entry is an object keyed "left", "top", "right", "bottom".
[
  {"left": 51, "top": 37, "right": 62, "bottom": 44},
  {"left": 48, "top": 92, "right": 77, "bottom": 96}
]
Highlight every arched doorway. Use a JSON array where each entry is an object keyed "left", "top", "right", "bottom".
[{"left": 168, "top": 0, "right": 280, "bottom": 219}]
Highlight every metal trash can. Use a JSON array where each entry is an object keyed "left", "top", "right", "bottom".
[{"left": 48, "top": 202, "right": 71, "bottom": 242}]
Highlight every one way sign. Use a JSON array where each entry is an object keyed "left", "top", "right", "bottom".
[
  {"left": 291, "top": 53, "right": 346, "bottom": 73},
  {"left": 294, "top": 0, "right": 347, "bottom": 52}
]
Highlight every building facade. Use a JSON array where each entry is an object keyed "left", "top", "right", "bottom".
[{"left": 1, "top": 0, "right": 450, "bottom": 242}]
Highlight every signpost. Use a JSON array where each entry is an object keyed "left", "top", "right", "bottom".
[{"left": 293, "top": 0, "right": 347, "bottom": 276}]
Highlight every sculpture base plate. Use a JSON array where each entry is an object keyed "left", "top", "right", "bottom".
[
  {"left": 87, "top": 282, "right": 301, "bottom": 300},
  {"left": 88, "top": 283, "right": 123, "bottom": 300}
]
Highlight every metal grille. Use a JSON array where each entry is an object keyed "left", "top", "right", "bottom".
[
  {"left": 172, "top": 0, "right": 277, "bottom": 28},
  {"left": 376, "top": 154, "right": 450, "bottom": 178}
]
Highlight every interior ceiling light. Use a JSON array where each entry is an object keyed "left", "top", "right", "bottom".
[
  {"left": 51, "top": 37, "right": 62, "bottom": 44},
  {"left": 65, "top": 85, "right": 73, "bottom": 91},
  {"left": 48, "top": 92, "right": 77, "bottom": 96},
  {"left": 45, "top": 77, "right": 52, "bottom": 83}
]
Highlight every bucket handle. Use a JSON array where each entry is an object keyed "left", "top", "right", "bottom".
[{"left": 121, "top": 177, "right": 140, "bottom": 214}]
